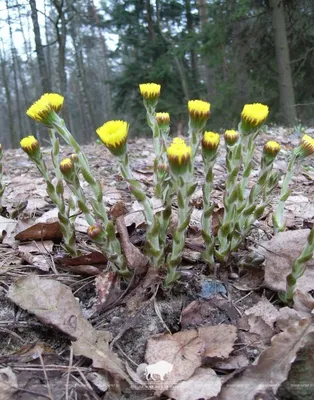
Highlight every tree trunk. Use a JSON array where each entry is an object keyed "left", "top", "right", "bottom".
[
  {"left": 270, "top": 0, "right": 297, "bottom": 125},
  {"left": 196, "top": 0, "right": 216, "bottom": 97},
  {"left": 185, "top": 0, "right": 198, "bottom": 89},
  {"left": 29, "top": 0, "right": 51, "bottom": 92}
]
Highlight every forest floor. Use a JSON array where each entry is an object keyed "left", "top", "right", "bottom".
[{"left": 0, "top": 127, "right": 314, "bottom": 400}]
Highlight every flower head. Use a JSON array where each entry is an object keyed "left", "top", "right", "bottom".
[
  {"left": 188, "top": 100, "right": 210, "bottom": 129},
  {"left": 60, "top": 158, "right": 74, "bottom": 176},
  {"left": 139, "top": 83, "right": 161, "bottom": 106},
  {"left": 241, "top": 103, "right": 269, "bottom": 133},
  {"left": 264, "top": 141, "right": 281, "bottom": 157},
  {"left": 295, "top": 134, "right": 314, "bottom": 158},
  {"left": 262, "top": 141, "right": 281, "bottom": 167},
  {"left": 96, "top": 120, "right": 129, "bottom": 156},
  {"left": 26, "top": 93, "right": 64, "bottom": 126},
  {"left": 87, "top": 224, "right": 103, "bottom": 240},
  {"left": 202, "top": 131, "right": 220, "bottom": 153},
  {"left": 156, "top": 112, "right": 170, "bottom": 127},
  {"left": 167, "top": 137, "right": 191, "bottom": 174},
  {"left": 224, "top": 129, "right": 239, "bottom": 146},
  {"left": 20, "top": 135, "right": 40, "bottom": 157}
]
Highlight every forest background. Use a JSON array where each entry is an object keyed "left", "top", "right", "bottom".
[{"left": 0, "top": 0, "right": 313, "bottom": 148}]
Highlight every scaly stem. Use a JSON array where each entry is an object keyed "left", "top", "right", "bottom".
[
  {"left": 49, "top": 129, "right": 62, "bottom": 180},
  {"left": 201, "top": 154, "right": 218, "bottom": 267},
  {"left": 281, "top": 229, "right": 314, "bottom": 304},
  {"left": 165, "top": 173, "right": 196, "bottom": 286},
  {"left": 30, "top": 151, "right": 78, "bottom": 257},
  {"left": 273, "top": 154, "right": 297, "bottom": 233},
  {"left": 118, "top": 153, "right": 162, "bottom": 266}
]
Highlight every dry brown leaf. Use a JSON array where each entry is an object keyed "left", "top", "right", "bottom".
[
  {"left": 244, "top": 297, "right": 279, "bottom": 328},
  {"left": 19, "top": 252, "right": 51, "bottom": 271},
  {"left": 116, "top": 215, "right": 148, "bottom": 274},
  {"left": 15, "top": 221, "right": 62, "bottom": 241},
  {"left": 0, "top": 215, "right": 18, "bottom": 244},
  {"left": 58, "top": 251, "right": 107, "bottom": 276},
  {"left": 166, "top": 367, "right": 221, "bottom": 400},
  {"left": 199, "top": 325, "right": 237, "bottom": 359},
  {"left": 218, "top": 317, "right": 314, "bottom": 400},
  {"left": 293, "top": 290, "right": 314, "bottom": 314},
  {"left": 215, "top": 354, "right": 249, "bottom": 370},
  {"left": 257, "top": 230, "right": 314, "bottom": 292},
  {"left": 0, "top": 367, "right": 18, "bottom": 396},
  {"left": 145, "top": 325, "right": 236, "bottom": 393},
  {"left": 7, "top": 276, "right": 130, "bottom": 384},
  {"left": 145, "top": 330, "right": 204, "bottom": 391},
  {"left": 18, "top": 240, "right": 54, "bottom": 254},
  {"left": 124, "top": 198, "right": 165, "bottom": 229}
]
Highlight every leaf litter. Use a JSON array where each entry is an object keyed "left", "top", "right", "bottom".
[{"left": 1, "top": 132, "right": 314, "bottom": 399}]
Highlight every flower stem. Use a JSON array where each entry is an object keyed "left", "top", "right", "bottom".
[
  {"left": 273, "top": 154, "right": 297, "bottom": 233},
  {"left": 281, "top": 228, "right": 314, "bottom": 304}
]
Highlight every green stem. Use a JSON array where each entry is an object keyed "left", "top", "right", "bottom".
[
  {"left": 119, "top": 153, "right": 162, "bottom": 266},
  {"left": 273, "top": 154, "right": 297, "bottom": 233},
  {"left": 31, "top": 152, "right": 78, "bottom": 257},
  {"left": 201, "top": 154, "right": 218, "bottom": 267},
  {"left": 49, "top": 129, "right": 62, "bottom": 180},
  {"left": 281, "top": 228, "right": 314, "bottom": 304}
]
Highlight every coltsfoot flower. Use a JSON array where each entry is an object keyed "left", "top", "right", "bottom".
[
  {"left": 224, "top": 129, "right": 239, "bottom": 146},
  {"left": 264, "top": 140, "right": 281, "bottom": 157},
  {"left": 139, "top": 83, "right": 161, "bottom": 103},
  {"left": 96, "top": 120, "right": 129, "bottom": 156},
  {"left": 188, "top": 100, "right": 210, "bottom": 129},
  {"left": 60, "top": 158, "right": 74, "bottom": 176},
  {"left": 295, "top": 134, "right": 314, "bottom": 158},
  {"left": 87, "top": 224, "right": 102, "bottom": 239},
  {"left": 202, "top": 131, "right": 220, "bottom": 153},
  {"left": 241, "top": 103, "right": 269, "bottom": 133},
  {"left": 26, "top": 93, "right": 64, "bottom": 126},
  {"left": 156, "top": 112, "right": 170, "bottom": 127},
  {"left": 20, "top": 135, "right": 40, "bottom": 157},
  {"left": 167, "top": 137, "right": 191, "bottom": 174}
]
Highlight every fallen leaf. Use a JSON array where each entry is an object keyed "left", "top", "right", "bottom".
[
  {"left": 95, "top": 271, "right": 120, "bottom": 310},
  {"left": 18, "top": 240, "right": 54, "bottom": 254},
  {"left": 218, "top": 317, "right": 314, "bottom": 400},
  {"left": 166, "top": 367, "right": 221, "bottom": 400},
  {"left": 15, "top": 221, "right": 63, "bottom": 241},
  {"left": 214, "top": 354, "right": 249, "bottom": 370},
  {"left": 277, "top": 332, "right": 314, "bottom": 400},
  {"left": 0, "top": 216, "right": 18, "bottom": 243},
  {"left": 0, "top": 367, "right": 18, "bottom": 396},
  {"left": 124, "top": 198, "right": 165, "bottom": 229},
  {"left": 19, "top": 252, "right": 51, "bottom": 271},
  {"left": 244, "top": 297, "right": 280, "bottom": 328},
  {"left": 116, "top": 215, "right": 148, "bottom": 274},
  {"left": 145, "top": 324, "right": 236, "bottom": 393},
  {"left": 7, "top": 276, "right": 130, "bottom": 384},
  {"left": 257, "top": 230, "right": 314, "bottom": 292}
]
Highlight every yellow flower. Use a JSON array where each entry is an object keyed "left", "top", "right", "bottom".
[
  {"left": 26, "top": 93, "right": 64, "bottom": 125},
  {"left": 60, "top": 158, "right": 74, "bottom": 175},
  {"left": 241, "top": 103, "right": 269, "bottom": 131},
  {"left": 264, "top": 141, "right": 281, "bottom": 157},
  {"left": 20, "top": 135, "right": 40, "bottom": 156},
  {"left": 167, "top": 137, "right": 191, "bottom": 174},
  {"left": 139, "top": 83, "right": 161, "bottom": 100},
  {"left": 224, "top": 129, "right": 239, "bottom": 146},
  {"left": 96, "top": 120, "right": 129, "bottom": 156},
  {"left": 188, "top": 100, "right": 210, "bottom": 128},
  {"left": 297, "top": 134, "right": 314, "bottom": 157},
  {"left": 202, "top": 131, "right": 220, "bottom": 152},
  {"left": 156, "top": 112, "right": 170, "bottom": 126}
]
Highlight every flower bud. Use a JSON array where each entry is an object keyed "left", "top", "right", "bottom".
[
  {"left": 202, "top": 131, "right": 220, "bottom": 154},
  {"left": 188, "top": 100, "right": 210, "bottom": 130},
  {"left": 295, "top": 134, "right": 314, "bottom": 158},
  {"left": 224, "top": 130, "right": 239, "bottom": 146},
  {"left": 60, "top": 158, "right": 74, "bottom": 176},
  {"left": 167, "top": 137, "right": 192, "bottom": 175},
  {"left": 20, "top": 135, "right": 40, "bottom": 157},
  {"left": 139, "top": 83, "right": 161, "bottom": 106},
  {"left": 240, "top": 103, "right": 269, "bottom": 134},
  {"left": 156, "top": 112, "right": 170, "bottom": 127}
]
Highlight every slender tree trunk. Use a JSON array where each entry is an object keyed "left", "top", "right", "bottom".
[
  {"left": 0, "top": 48, "right": 16, "bottom": 147},
  {"left": 196, "top": 0, "right": 216, "bottom": 97},
  {"left": 185, "top": 0, "right": 198, "bottom": 89},
  {"left": 29, "top": 0, "right": 51, "bottom": 92},
  {"left": 90, "top": 0, "right": 112, "bottom": 118},
  {"left": 6, "top": 0, "right": 23, "bottom": 139},
  {"left": 270, "top": 0, "right": 297, "bottom": 124}
]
